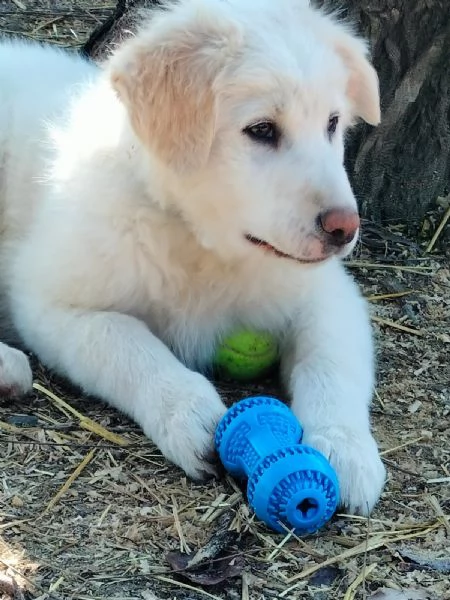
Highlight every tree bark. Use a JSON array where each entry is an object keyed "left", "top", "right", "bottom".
[
  {"left": 83, "top": 0, "right": 450, "bottom": 233},
  {"left": 318, "top": 0, "right": 450, "bottom": 231}
]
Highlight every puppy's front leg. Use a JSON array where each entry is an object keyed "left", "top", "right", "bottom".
[
  {"left": 18, "top": 308, "right": 226, "bottom": 479},
  {"left": 0, "top": 341, "right": 32, "bottom": 397},
  {"left": 281, "top": 261, "right": 385, "bottom": 515}
]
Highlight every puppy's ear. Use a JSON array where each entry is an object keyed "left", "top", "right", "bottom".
[
  {"left": 110, "top": 5, "right": 241, "bottom": 170},
  {"left": 335, "top": 33, "right": 381, "bottom": 126}
]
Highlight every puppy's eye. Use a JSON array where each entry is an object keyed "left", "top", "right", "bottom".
[
  {"left": 244, "top": 121, "right": 279, "bottom": 146},
  {"left": 327, "top": 114, "right": 339, "bottom": 139}
]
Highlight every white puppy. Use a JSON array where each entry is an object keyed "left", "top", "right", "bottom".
[{"left": 0, "top": 0, "right": 386, "bottom": 514}]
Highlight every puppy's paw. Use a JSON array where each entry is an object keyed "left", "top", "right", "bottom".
[
  {"left": 302, "top": 426, "right": 386, "bottom": 515},
  {"left": 0, "top": 343, "right": 33, "bottom": 397},
  {"left": 148, "top": 373, "right": 227, "bottom": 481}
]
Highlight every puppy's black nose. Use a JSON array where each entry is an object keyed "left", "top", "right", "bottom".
[{"left": 318, "top": 208, "right": 360, "bottom": 246}]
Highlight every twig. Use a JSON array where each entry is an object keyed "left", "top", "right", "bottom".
[
  {"left": 266, "top": 529, "right": 295, "bottom": 561},
  {"left": 155, "top": 575, "right": 223, "bottom": 599},
  {"left": 242, "top": 571, "right": 250, "bottom": 600},
  {"left": 32, "top": 16, "right": 64, "bottom": 34},
  {"left": 0, "top": 519, "right": 32, "bottom": 532},
  {"left": 366, "top": 290, "right": 418, "bottom": 302},
  {"left": 172, "top": 495, "right": 190, "bottom": 554},
  {"left": 343, "top": 563, "right": 377, "bottom": 600},
  {"left": 281, "top": 535, "right": 385, "bottom": 594},
  {"left": 0, "top": 8, "right": 114, "bottom": 17},
  {"left": 43, "top": 448, "right": 96, "bottom": 513},
  {"left": 33, "top": 382, "right": 129, "bottom": 446},
  {"left": 426, "top": 206, "right": 450, "bottom": 253},
  {"left": 282, "top": 523, "right": 440, "bottom": 594},
  {"left": 380, "top": 436, "right": 425, "bottom": 456},
  {"left": 0, "top": 436, "right": 142, "bottom": 450},
  {"left": 0, "top": 420, "right": 35, "bottom": 435},
  {"left": 427, "top": 477, "right": 450, "bottom": 484},
  {"left": 382, "top": 458, "right": 423, "bottom": 479},
  {"left": 347, "top": 261, "right": 434, "bottom": 275},
  {"left": 427, "top": 494, "right": 450, "bottom": 535},
  {"left": 371, "top": 315, "right": 424, "bottom": 336},
  {"left": 11, "top": 0, "right": 27, "bottom": 9},
  {"left": 361, "top": 509, "right": 371, "bottom": 599},
  {"left": 374, "top": 389, "right": 386, "bottom": 410}
]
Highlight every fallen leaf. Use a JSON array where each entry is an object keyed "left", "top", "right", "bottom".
[
  {"left": 168, "top": 555, "right": 245, "bottom": 586},
  {"left": 166, "top": 511, "right": 244, "bottom": 585},
  {"left": 167, "top": 511, "right": 237, "bottom": 570},
  {"left": 398, "top": 546, "right": 450, "bottom": 574}
]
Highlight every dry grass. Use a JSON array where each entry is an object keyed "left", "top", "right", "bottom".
[
  {"left": 1, "top": 2, "right": 450, "bottom": 598},
  {"left": 0, "top": 0, "right": 115, "bottom": 48}
]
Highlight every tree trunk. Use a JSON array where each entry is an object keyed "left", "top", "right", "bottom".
[
  {"left": 83, "top": 0, "right": 450, "bottom": 233},
  {"left": 319, "top": 0, "right": 450, "bottom": 232}
]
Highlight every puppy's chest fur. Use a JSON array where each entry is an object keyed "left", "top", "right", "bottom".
[{"left": 127, "top": 223, "right": 297, "bottom": 369}]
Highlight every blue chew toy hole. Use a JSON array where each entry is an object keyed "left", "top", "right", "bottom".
[{"left": 297, "top": 497, "right": 319, "bottom": 520}]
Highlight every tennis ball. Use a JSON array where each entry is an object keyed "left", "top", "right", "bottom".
[{"left": 213, "top": 330, "right": 279, "bottom": 382}]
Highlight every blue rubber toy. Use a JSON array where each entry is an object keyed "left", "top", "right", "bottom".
[{"left": 215, "top": 396, "right": 339, "bottom": 534}]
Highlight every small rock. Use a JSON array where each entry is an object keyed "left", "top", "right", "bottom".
[
  {"left": 7, "top": 414, "right": 38, "bottom": 427},
  {"left": 11, "top": 495, "right": 24, "bottom": 508},
  {"left": 408, "top": 400, "right": 422, "bottom": 413}
]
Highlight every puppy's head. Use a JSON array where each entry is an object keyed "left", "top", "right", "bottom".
[{"left": 110, "top": 0, "right": 380, "bottom": 264}]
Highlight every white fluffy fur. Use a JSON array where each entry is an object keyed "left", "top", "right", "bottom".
[{"left": 0, "top": 0, "right": 385, "bottom": 514}]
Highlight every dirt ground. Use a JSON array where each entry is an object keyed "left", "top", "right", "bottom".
[{"left": 0, "top": 2, "right": 449, "bottom": 599}]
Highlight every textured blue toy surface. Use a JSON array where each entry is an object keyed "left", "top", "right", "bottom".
[{"left": 215, "top": 396, "right": 339, "bottom": 534}]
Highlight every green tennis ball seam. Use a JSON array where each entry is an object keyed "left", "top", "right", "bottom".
[{"left": 219, "top": 344, "right": 278, "bottom": 359}]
